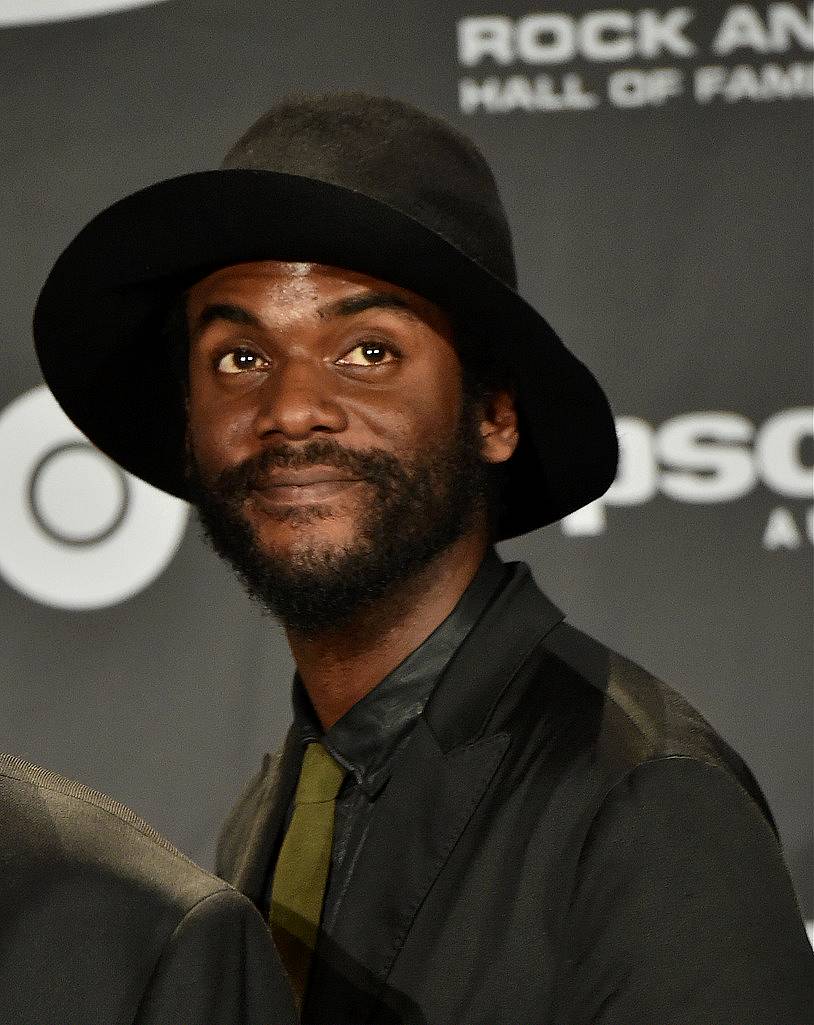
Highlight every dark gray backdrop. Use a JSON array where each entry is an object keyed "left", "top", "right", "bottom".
[{"left": 1, "top": 0, "right": 811, "bottom": 928}]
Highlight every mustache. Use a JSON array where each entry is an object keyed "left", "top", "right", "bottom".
[{"left": 198, "top": 439, "right": 406, "bottom": 501}]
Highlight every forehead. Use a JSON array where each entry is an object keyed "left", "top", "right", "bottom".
[{"left": 185, "top": 260, "right": 452, "bottom": 334}]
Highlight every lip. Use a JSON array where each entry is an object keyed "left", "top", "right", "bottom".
[
  {"left": 264, "top": 467, "right": 359, "bottom": 487},
  {"left": 249, "top": 477, "right": 364, "bottom": 507}
]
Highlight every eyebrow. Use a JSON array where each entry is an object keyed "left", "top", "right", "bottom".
[
  {"left": 190, "top": 302, "right": 262, "bottom": 341},
  {"left": 317, "top": 291, "right": 420, "bottom": 322},
  {"left": 190, "top": 290, "right": 420, "bottom": 342}
]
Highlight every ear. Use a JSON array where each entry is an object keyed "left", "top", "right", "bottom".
[{"left": 479, "top": 389, "right": 519, "bottom": 465}]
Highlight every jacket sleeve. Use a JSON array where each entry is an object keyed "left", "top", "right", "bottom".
[
  {"left": 554, "top": 757, "right": 813, "bottom": 1025},
  {"left": 133, "top": 885, "right": 296, "bottom": 1025}
]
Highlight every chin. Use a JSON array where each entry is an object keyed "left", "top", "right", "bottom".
[{"left": 250, "top": 503, "right": 357, "bottom": 555}]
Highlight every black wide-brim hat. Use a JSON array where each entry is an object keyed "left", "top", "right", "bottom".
[{"left": 34, "top": 92, "right": 617, "bottom": 541}]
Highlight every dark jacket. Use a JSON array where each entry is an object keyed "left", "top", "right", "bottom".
[
  {"left": 218, "top": 562, "right": 813, "bottom": 1025},
  {"left": 0, "top": 753, "right": 296, "bottom": 1025}
]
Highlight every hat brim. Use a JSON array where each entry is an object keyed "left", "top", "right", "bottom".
[{"left": 33, "top": 168, "right": 617, "bottom": 541}]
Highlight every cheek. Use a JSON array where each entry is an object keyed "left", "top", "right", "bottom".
[
  {"left": 355, "top": 363, "right": 463, "bottom": 455},
  {"left": 408, "top": 356, "right": 465, "bottom": 440},
  {"left": 186, "top": 386, "right": 258, "bottom": 475}
]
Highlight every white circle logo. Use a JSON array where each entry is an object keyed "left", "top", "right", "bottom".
[
  {"left": 0, "top": 386, "right": 188, "bottom": 610},
  {"left": 0, "top": 0, "right": 168, "bottom": 26}
]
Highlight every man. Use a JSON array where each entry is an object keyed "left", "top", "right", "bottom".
[
  {"left": 33, "top": 93, "right": 812, "bottom": 1023},
  {"left": 0, "top": 751, "right": 297, "bottom": 1023}
]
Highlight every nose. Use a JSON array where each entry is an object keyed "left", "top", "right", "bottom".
[{"left": 253, "top": 358, "right": 347, "bottom": 441}]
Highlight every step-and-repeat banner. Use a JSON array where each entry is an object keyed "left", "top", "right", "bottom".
[{"left": 1, "top": 0, "right": 811, "bottom": 927}]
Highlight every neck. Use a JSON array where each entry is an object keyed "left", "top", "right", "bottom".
[{"left": 286, "top": 530, "right": 490, "bottom": 730}]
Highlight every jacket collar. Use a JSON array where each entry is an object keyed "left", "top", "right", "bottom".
[
  {"left": 291, "top": 548, "right": 511, "bottom": 798},
  {"left": 424, "top": 559, "right": 564, "bottom": 752}
]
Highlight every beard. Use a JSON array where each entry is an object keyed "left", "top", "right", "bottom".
[{"left": 186, "top": 391, "right": 492, "bottom": 636}]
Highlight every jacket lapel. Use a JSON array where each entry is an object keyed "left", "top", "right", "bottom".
[
  {"left": 222, "top": 725, "right": 303, "bottom": 906},
  {"left": 305, "top": 722, "right": 510, "bottom": 1023},
  {"left": 305, "top": 562, "right": 564, "bottom": 1023}
]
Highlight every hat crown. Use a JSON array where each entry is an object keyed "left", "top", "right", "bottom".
[{"left": 221, "top": 93, "right": 517, "bottom": 288}]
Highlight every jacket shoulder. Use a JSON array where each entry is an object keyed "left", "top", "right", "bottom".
[
  {"left": 0, "top": 751, "right": 227, "bottom": 910},
  {"left": 530, "top": 621, "right": 774, "bottom": 827},
  {"left": 0, "top": 753, "right": 296, "bottom": 1023}
]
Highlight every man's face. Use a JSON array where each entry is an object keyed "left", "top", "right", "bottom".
[{"left": 184, "top": 260, "right": 503, "bottom": 633}]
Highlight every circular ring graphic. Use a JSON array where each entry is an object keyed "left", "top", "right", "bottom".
[
  {"left": 0, "top": 386, "right": 188, "bottom": 610},
  {"left": 0, "top": 1, "right": 169, "bottom": 27},
  {"left": 28, "top": 441, "right": 130, "bottom": 546}
]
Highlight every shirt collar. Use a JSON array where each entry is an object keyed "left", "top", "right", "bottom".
[{"left": 291, "top": 547, "right": 510, "bottom": 796}]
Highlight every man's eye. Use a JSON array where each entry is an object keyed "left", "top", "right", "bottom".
[
  {"left": 337, "top": 342, "right": 398, "bottom": 367},
  {"left": 216, "top": 348, "right": 265, "bottom": 374}
]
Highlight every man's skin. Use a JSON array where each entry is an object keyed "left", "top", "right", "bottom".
[{"left": 185, "top": 260, "right": 519, "bottom": 728}]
